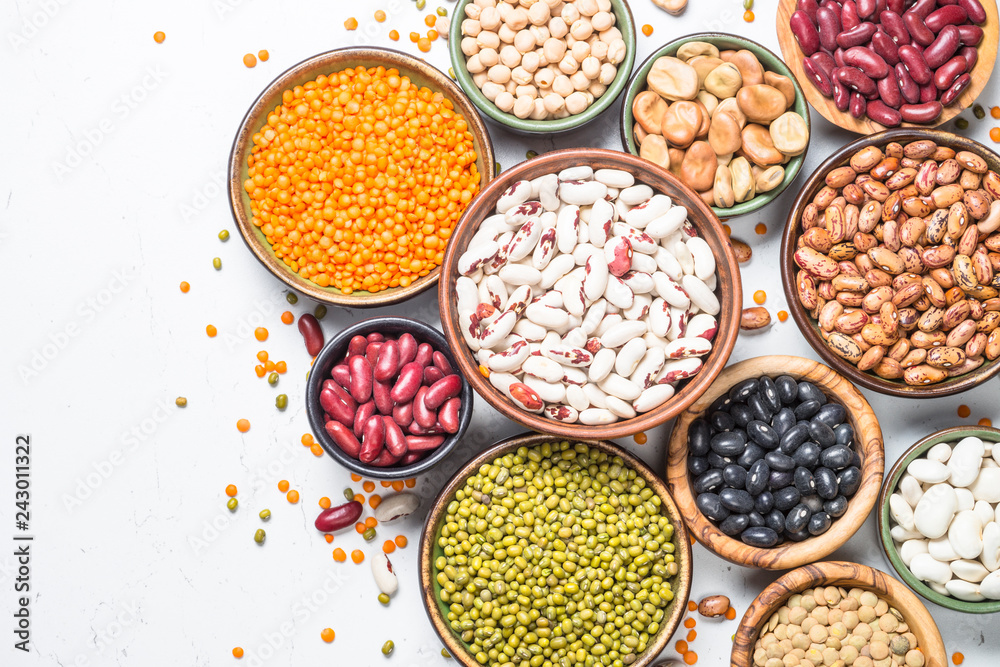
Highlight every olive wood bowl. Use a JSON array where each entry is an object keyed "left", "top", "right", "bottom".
[
  {"left": 666, "top": 355, "right": 884, "bottom": 570},
  {"left": 776, "top": 0, "right": 999, "bottom": 134},
  {"left": 731, "top": 561, "right": 947, "bottom": 667},
  {"left": 448, "top": 0, "right": 636, "bottom": 135},
  {"left": 228, "top": 47, "right": 495, "bottom": 308},
  {"left": 419, "top": 432, "right": 693, "bottom": 667},
  {"left": 780, "top": 127, "right": 1000, "bottom": 398},
  {"left": 878, "top": 424, "right": 1000, "bottom": 613},
  {"left": 438, "top": 148, "right": 742, "bottom": 440},
  {"left": 619, "top": 32, "right": 811, "bottom": 219}
]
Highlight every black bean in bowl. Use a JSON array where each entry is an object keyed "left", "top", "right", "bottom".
[{"left": 687, "top": 375, "right": 862, "bottom": 548}]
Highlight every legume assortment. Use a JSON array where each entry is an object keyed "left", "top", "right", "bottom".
[
  {"left": 794, "top": 137, "right": 1000, "bottom": 385},
  {"left": 459, "top": 0, "right": 628, "bottom": 120},
  {"left": 888, "top": 434, "right": 1000, "bottom": 601},
  {"left": 456, "top": 166, "right": 720, "bottom": 425},
  {"left": 432, "top": 440, "right": 681, "bottom": 666},
  {"left": 245, "top": 66, "right": 482, "bottom": 294},
  {"left": 753, "top": 587, "right": 925, "bottom": 667},
  {"left": 688, "top": 375, "right": 862, "bottom": 547}
]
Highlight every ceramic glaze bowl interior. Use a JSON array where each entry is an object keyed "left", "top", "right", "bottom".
[
  {"left": 780, "top": 128, "right": 1000, "bottom": 398},
  {"left": 304, "top": 316, "right": 473, "bottom": 480},
  {"left": 666, "top": 355, "right": 884, "bottom": 570},
  {"left": 438, "top": 148, "right": 743, "bottom": 440},
  {"left": 448, "top": 0, "right": 636, "bottom": 135},
  {"left": 419, "top": 432, "right": 693, "bottom": 667},
  {"left": 229, "top": 47, "right": 495, "bottom": 308},
  {"left": 619, "top": 32, "right": 811, "bottom": 219},
  {"left": 731, "top": 561, "right": 947, "bottom": 667},
  {"left": 877, "top": 424, "right": 1000, "bottom": 613}
]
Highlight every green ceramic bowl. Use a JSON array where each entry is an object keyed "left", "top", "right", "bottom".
[
  {"left": 448, "top": 0, "right": 636, "bottom": 135},
  {"left": 619, "top": 33, "right": 810, "bottom": 219},
  {"left": 877, "top": 424, "right": 1000, "bottom": 613}
]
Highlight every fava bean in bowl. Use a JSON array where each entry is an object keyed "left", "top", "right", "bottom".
[
  {"left": 621, "top": 33, "right": 810, "bottom": 217},
  {"left": 438, "top": 149, "right": 742, "bottom": 440}
]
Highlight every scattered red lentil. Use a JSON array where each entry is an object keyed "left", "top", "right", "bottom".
[
  {"left": 254, "top": 365, "right": 266, "bottom": 378},
  {"left": 344, "top": 17, "right": 358, "bottom": 30},
  {"left": 687, "top": 601, "right": 697, "bottom": 612},
  {"left": 634, "top": 432, "right": 648, "bottom": 445},
  {"left": 233, "top": 647, "right": 244, "bottom": 658},
  {"left": 424, "top": 14, "right": 437, "bottom": 27},
  {"left": 427, "top": 29, "right": 439, "bottom": 41},
  {"left": 395, "top": 535, "right": 408, "bottom": 548},
  {"left": 257, "top": 350, "right": 269, "bottom": 363},
  {"left": 418, "top": 37, "right": 432, "bottom": 52},
  {"left": 684, "top": 618, "right": 696, "bottom": 629},
  {"left": 226, "top": 484, "right": 238, "bottom": 497},
  {"left": 353, "top": 493, "right": 365, "bottom": 504},
  {"left": 351, "top": 473, "right": 362, "bottom": 482},
  {"left": 351, "top": 549, "right": 365, "bottom": 563},
  {"left": 243, "top": 53, "right": 257, "bottom": 68},
  {"left": 777, "top": 310, "right": 789, "bottom": 322},
  {"left": 365, "top": 517, "right": 378, "bottom": 529},
  {"left": 286, "top": 489, "right": 300, "bottom": 504},
  {"left": 684, "top": 651, "right": 698, "bottom": 665},
  {"left": 333, "top": 548, "right": 347, "bottom": 562},
  {"left": 278, "top": 480, "right": 290, "bottom": 493},
  {"left": 391, "top": 480, "right": 405, "bottom": 492},
  {"left": 254, "top": 327, "right": 268, "bottom": 341},
  {"left": 264, "top": 360, "right": 276, "bottom": 372},
  {"left": 953, "top": 653, "right": 964, "bottom": 665},
  {"left": 363, "top": 481, "right": 376, "bottom": 493},
  {"left": 992, "top": 107, "right": 1000, "bottom": 119},
  {"left": 302, "top": 433, "right": 315, "bottom": 447},
  {"left": 409, "top": 31, "right": 420, "bottom": 42},
  {"left": 319, "top": 496, "right": 332, "bottom": 509},
  {"left": 744, "top": 9, "right": 755, "bottom": 21},
  {"left": 404, "top": 478, "right": 416, "bottom": 488},
  {"left": 721, "top": 223, "right": 731, "bottom": 236},
  {"left": 979, "top": 418, "right": 993, "bottom": 427},
  {"left": 381, "top": 481, "right": 393, "bottom": 488},
  {"left": 724, "top": 607, "right": 737, "bottom": 620},
  {"left": 958, "top": 405, "right": 972, "bottom": 418},
  {"left": 686, "top": 629, "right": 697, "bottom": 642},
  {"left": 675, "top": 640, "right": 688, "bottom": 654},
  {"left": 642, "top": 24, "right": 653, "bottom": 36},
  {"left": 206, "top": 324, "right": 218, "bottom": 337},
  {"left": 375, "top": 10, "right": 387, "bottom": 22},
  {"left": 311, "top": 444, "right": 324, "bottom": 457},
  {"left": 153, "top": 31, "right": 165, "bottom": 43},
  {"left": 321, "top": 628, "right": 336, "bottom": 643},
  {"left": 275, "top": 361, "right": 287, "bottom": 373},
  {"left": 281, "top": 311, "right": 294, "bottom": 324},
  {"left": 753, "top": 290, "right": 766, "bottom": 305},
  {"left": 258, "top": 50, "right": 269, "bottom": 62},
  {"left": 179, "top": 281, "right": 190, "bottom": 293},
  {"left": 991, "top": 127, "right": 1000, "bottom": 142},
  {"left": 389, "top": 30, "right": 400, "bottom": 40},
  {"left": 755, "top": 223, "right": 767, "bottom": 235},
  {"left": 237, "top": 419, "right": 250, "bottom": 433},
  {"left": 383, "top": 540, "right": 397, "bottom": 553},
  {"left": 479, "top": 365, "right": 491, "bottom": 378},
  {"left": 355, "top": 522, "right": 366, "bottom": 534},
  {"left": 324, "top": 534, "right": 334, "bottom": 543},
  {"left": 369, "top": 495, "right": 382, "bottom": 509}
]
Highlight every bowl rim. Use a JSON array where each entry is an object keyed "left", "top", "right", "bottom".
[
  {"left": 418, "top": 431, "right": 693, "bottom": 667},
  {"left": 779, "top": 127, "right": 1000, "bottom": 398},
  {"left": 447, "top": 0, "right": 637, "bottom": 134},
  {"left": 304, "top": 315, "right": 473, "bottom": 480},
  {"left": 877, "top": 424, "right": 1000, "bottom": 614},
  {"left": 731, "top": 560, "right": 948, "bottom": 666},
  {"left": 665, "top": 355, "right": 885, "bottom": 570},
  {"left": 618, "top": 31, "right": 811, "bottom": 218},
  {"left": 227, "top": 46, "right": 496, "bottom": 308},
  {"left": 438, "top": 147, "right": 743, "bottom": 440}
]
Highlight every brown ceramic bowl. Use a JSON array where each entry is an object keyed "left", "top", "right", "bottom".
[
  {"left": 228, "top": 47, "right": 495, "bottom": 308},
  {"left": 780, "top": 128, "right": 1000, "bottom": 398},
  {"left": 731, "top": 561, "right": 948, "bottom": 667},
  {"left": 666, "top": 355, "right": 884, "bottom": 570},
  {"left": 419, "top": 432, "right": 693, "bottom": 667},
  {"left": 438, "top": 148, "right": 742, "bottom": 440}
]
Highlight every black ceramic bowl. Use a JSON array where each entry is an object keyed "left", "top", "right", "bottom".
[{"left": 305, "top": 317, "right": 473, "bottom": 480}]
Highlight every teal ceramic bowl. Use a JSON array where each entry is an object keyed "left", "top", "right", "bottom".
[
  {"left": 619, "top": 33, "right": 810, "bottom": 219},
  {"left": 448, "top": 0, "right": 636, "bottom": 135},
  {"left": 877, "top": 425, "right": 1000, "bottom": 613}
]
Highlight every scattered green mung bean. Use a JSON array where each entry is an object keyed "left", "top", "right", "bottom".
[
  {"left": 973, "top": 104, "right": 986, "bottom": 119},
  {"left": 314, "top": 305, "right": 327, "bottom": 320},
  {"left": 448, "top": 67, "right": 455, "bottom": 80},
  {"left": 254, "top": 529, "right": 266, "bottom": 544},
  {"left": 275, "top": 394, "right": 288, "bottom": 410},
  {"left": 286, "top": 292, "right": 298, "bottom": 305},
  {"left": 743, "top": 0, "right": 754, "bottom": 9},
  {"left": 268, "top": 372, "right": 279, "bottom": 385},
  {"left": 227, "top": 497, "right": 238, "bottom": 511},
  {"left": 382, "top": 640, "right": 395, "bottom": 656},
  {"left": 956, "top": 118, "right": 970, "bottom": 130},
  {"left": 432, "top": 441, "right": 678, "bottom": 665},
  {"left": 363, "top": 527, "right": 377, "bottom": 541},
  {"left": 378, "top": 593, "right": 391, "bottom": 605},
  {"left": 259, "top": 509, "right": 271, "bottom": 521},
  {"left": 441, "top": 648, "right": 451, "bottom": 658},
  {"left": 218, "top": 229, "right": 230, "bottom": 241},
  {"left": 526, "top": 150, "right": 538, "bottom": 159},
  {"left": 494, "top": 161, "right": 501, "bottom": 173},
  {"left": 344, "top": 487, "right": 355, "bottom": 501},
  {"left": 415, "top": 0, "right": 425, "bottom": 9},
  {"left": 436, "top": 6, "right": 447, "bottom": 15},
  {"left": 175, "top": 397, "right": 187, "bottom": 407},
  {"left": 213, "top": 257, "right": 222, "bottom": 270}
]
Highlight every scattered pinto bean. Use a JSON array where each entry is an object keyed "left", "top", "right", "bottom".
[
  {"left": 741, "top": 306, "right": 772, "bottom": 331},
  {"left": 698, "top": 594, "right": 731, "bottom": 618}
]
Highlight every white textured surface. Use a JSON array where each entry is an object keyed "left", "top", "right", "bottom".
[{"left": 4, "top": 0, "right": 1000, "bottom": 664}]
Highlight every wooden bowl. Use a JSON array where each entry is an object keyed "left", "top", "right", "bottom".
[
  {"left": 776, "top": 0, "right": 999, "bottom": 134},
  {"left": 780, "top": 127, "right": 1000, "bottom": 398},
  {"left": 228, "top": 47, "right": 496, "bottom": 308},
  {"left": 731, "top": 561, "right": 948, "bottom": 667},
  {"left": 448, "top": 0, "right": 636, "bottom": 135},
  {"left": 878, "top": 424, "right": 1000, "bottom": 613},
  {"left": 666, "top": 355, "right": 884, "bottom": 570},
  {"left": 438, "top": 148, "right": 743, "bottom": 440},
  {"left": 304, "top": 316, "right": 473, "bottom": 480},
  {"left": 419, "top": 432, "right": 693, "bottom": 667},
  {"left": 619, "top": 32, "right": 811, "bottom": 219}
]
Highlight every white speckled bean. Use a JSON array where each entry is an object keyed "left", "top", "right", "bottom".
[
  {"left": 556, "top": 205, "right": 582, "bottom": 254},
  {"left": 581, "top": 381, "right": 608, "bottom": 409},
  {"left": 685, "top": 313, "right": 718, "bottom": 341},
  {"left": 532, "top": 174, "right": 560, "bottom": 211},
  {"left": 496, "top": 180, "right": 533, "bottom": 213},
  {"left": 630, "top": 347, "right": 665, "bottom": 388},
  {"left": 645, "top": 206, "right": 687, "bottom": 240},
  {"left": 498, "top": 264, "right": 542, "bottom": 286},
  {"left": 617, "top": 184, "right": 654, "bottom": 205},
  {"left": 579, "top": 407, "right": 616, "bottom": 425},
  {"left": 663, "top": 337, "right": 712, "bottom": 359},
  {"left": 594, "top": 169, "right": 634, "bottom": 189},
  {"left": 612, "top": 222, "right": 657, "bottom": 254},
  {"left": 583, "top": 254, "right": 609, "bottom": 302},
  {"left": 600, "top": 319, "right": 647, "bottom": 349},
  {"left": 506, "top": 217, "right": 542, "bottom": 262},
  {"left": 479, "top": 310, "right": 518, "bottom": 349},
  {"left": 647, "top": 298, "right": 671, "bottom": 338},
  {"left": 653, "top": 246, "right": 683, "bottom": 281},
  {"left": 604, "top": 275, "right": 634, "bottom": 310},
  {"left": 614, "top": 338, "right": 646, "bottom": 377},
  {"left": 539, "top": 254, "right": 575, "bottom": 289},
  {"left": 487, "top": 337, "right": 530, "bottom": 372},
  {"left": 656, "top": 358, "right": 702, "bottom": 384},
  {"left": 587, "top": 198, "right": 614, "bottom": 249},
  {"left": 524, "top": 302, "right": 569, "bottom": 330},
  {"left": 512, "top": 318, "right": 546, "bottom": 342},
  {"left": 624, "top": 194, "right": 672, "bottom": 229},
  {"left": 566, "top": 384, "right": 590, "bottom": 411},
  {"left": 581, "top": 298, "right": 608, "bottom": 335},
  {"left": 687, "top": 237, "right": 716, "bottom": 281},
  {"left": 630, "top": 252, "right": 657, "bottom": 274},
  {"left": 622, "top": 293, "right": 652, "bottom": 321},
  {"left": 559, "top": 179, "right": 607, "bottom": 206},
  {"left": 459, "top": 241, "right": 500, "bottom": 275},
  {"left": 681, "top": 274, "right": 719, "bottom": 316},
  {"left": 531, "top": 212, "right": 558, "bottom": 270},
  {"left": 598, "top": 373, "right": 641, "bottom": 401},
  {"left": 652, "top": 272, "right": 690, "bottom": 310},
  {"left": 633, "top": 383, "right": 675, "bottom": 412},
  {"left": 522, "top": 375, "right": 566, "bottom": 403},
  {"left": 594, "top": 313, "right": 622, "bottom": 337},
  {"left": 559, "top": 166, "right": 593, "bottom": 181}
]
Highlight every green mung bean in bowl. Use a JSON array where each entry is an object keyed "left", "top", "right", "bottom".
[{"left": 419, "top": 433, "right": 692, "bottom": 667}]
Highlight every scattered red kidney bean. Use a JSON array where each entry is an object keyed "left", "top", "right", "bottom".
[
  {"left": 319, "top": 329, "right": 464, "bottom": 467},
  {"left": 789, "top": 0, "right": 986, "bottom": 125},
  {"left": 297, "top": 313, "right": 324, "bottom": 356}
]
